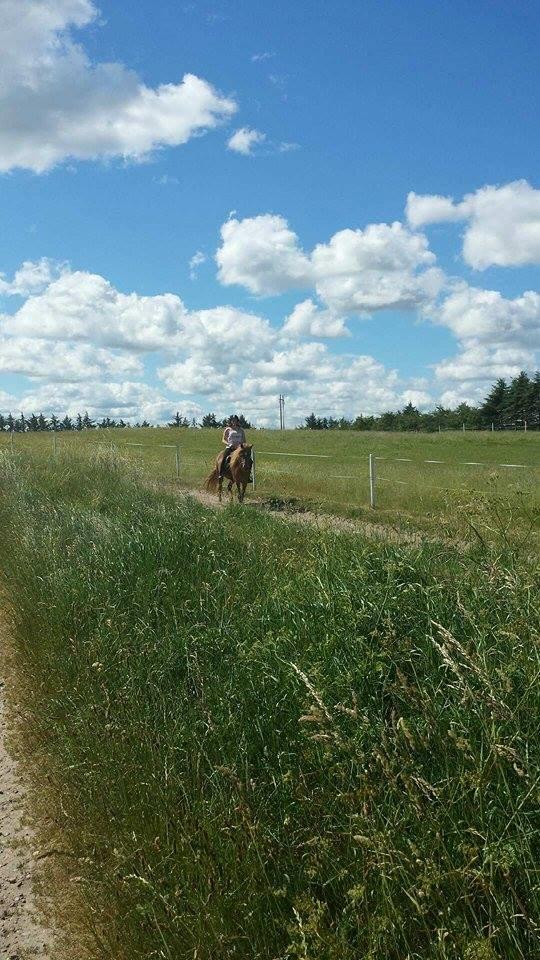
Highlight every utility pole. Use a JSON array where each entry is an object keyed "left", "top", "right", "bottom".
[{"left": 279, "top": 394, "right": 285, "bottom": 430}]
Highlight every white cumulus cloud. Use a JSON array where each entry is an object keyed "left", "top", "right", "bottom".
[
  {"left": 0, "top": 258, "right": 66, "bottom": 296},
  {"left": 216, "top": 214, "right": 312, "bottom": 295},
  {"left": 407, "top": 180, "right": 540, "bottom": 269},
  {"left": 227, "top": 127, "right": 266, "bottom": 155},
  {"left": 282, "top": 299, "right": 350, "bottom": 338},
  {"left": 0, "top": 0, "right": 237, "bottom": 173},
  {"left": 216, "top": 213, "right": 443, "bottom": 313},
  {"left": 0, "top": 337, "right": 142, "bottom": 381}
]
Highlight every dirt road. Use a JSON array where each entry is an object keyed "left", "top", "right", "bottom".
[{"left": 0, "top": 620, "right": 55, "bottom": 959}]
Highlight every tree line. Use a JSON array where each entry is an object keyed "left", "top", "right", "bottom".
[
  {"left": 1, "top": 373, "right": 538, "bottom": 433},
  {"left": 302, "top": 371, "right": 540, "bottom": 431},
  {"left": 0, "top": 410, "right": 253, "bottom": 432}
]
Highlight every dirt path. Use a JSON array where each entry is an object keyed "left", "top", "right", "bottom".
[
  {"left": 0, "top": 619, "right": 55, "bottom": 959},
  {"left": 170, "top": 485, "right": 435, "bottom": 547}
]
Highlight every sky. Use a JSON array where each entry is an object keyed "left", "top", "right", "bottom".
[{"left": 1, "top": 0, "right": 539, "bottom": 426}]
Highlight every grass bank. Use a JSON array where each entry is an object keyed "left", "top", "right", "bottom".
[{"left": 0, "top": 451, "right": 539, "bottom": 959}]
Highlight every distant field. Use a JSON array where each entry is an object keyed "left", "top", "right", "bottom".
[{"left": 2, "top": 427, "right": 539, "bottom": 539}]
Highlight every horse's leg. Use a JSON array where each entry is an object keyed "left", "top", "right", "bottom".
[
  {"left": 218, "top": 477, "right": 223, "bottom": 502},
  {"left": 227, "top": 480, "right": 233, "bottom": 501}
]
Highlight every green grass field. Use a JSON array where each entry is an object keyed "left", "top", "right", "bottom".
[
  {"left": 2, "top": 427, "right": 538, "bottom": 541},
  {"left": 0, "top": 451, "right": 539, "bottom": 959}
]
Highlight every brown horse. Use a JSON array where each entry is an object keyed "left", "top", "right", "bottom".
[{"left": 205, "top": 444, "right": 253, "bottom": 503}]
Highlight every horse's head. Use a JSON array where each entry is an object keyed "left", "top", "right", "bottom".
[{"left": 237, "top": 443, "right": 253, "bottom": 474}]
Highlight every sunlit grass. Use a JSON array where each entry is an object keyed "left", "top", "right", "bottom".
[
  {"left": 0, "top": 451, "right": 539, "bottom": 959},
  {"left": 1, "top": 427, "right": 538, "bottom": 542}
]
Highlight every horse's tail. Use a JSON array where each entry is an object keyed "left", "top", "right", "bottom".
[{"left": 205, "top": 466, "right": 220, "bottom": 492}]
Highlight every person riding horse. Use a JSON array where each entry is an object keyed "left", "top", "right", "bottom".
[
  {"left": 205, "top": 415, "right": 253, "bottom": 502},
  {"left": 219, "top": 415, "right": 246, "bottom": 478}
]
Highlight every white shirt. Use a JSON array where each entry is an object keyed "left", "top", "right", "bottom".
[{"left": 224, "top": 426, "right": 245, "bottom": 447}]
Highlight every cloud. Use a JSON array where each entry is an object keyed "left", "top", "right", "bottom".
[
  {"left": 431, "top": 282, "right": 539, "bottom": 400},
  {"left": 0, "top": 0, "right": 237, "bottom": 173},
  {"left": 13, "top": 379, "right": 199, "bottom": 424},
  {"left": 2, "top": 270, "right": 189, "bottom": 350},
  {"left": 434, "top": 344, "right": 536, "bottom": 384},
  {"left": 153, "top": 174, "right": 180, "bottom": 186},
  {"left": 0, "top": 337, "right": 142, "bottom": 381},
  {"left": 2, "top": 263, "right": 278, "bottom": 361},
  {"left": 0, "top": 258, "right": 66, "bottom": 296},
  {"left": 311, "top": 223, "right": 442, "bottom": 314},
  {"left": 406, "top": 192, "right": 463, "bottom": 229},
  {"left": 436, "top": 283, "right": 540, "bottom": 348},
  {"left": 227, "top": 127, "right": 266, "bottom": 156},
  {"left": 0, "top": 256, "right": 435, "bottom": 423},
  {"left": 216, "top": 214, "right": 312, "bottom": 294},
  {"left": 216, "top": 213, "right": 443, "bottom": 312},
  {"left": 189, "top": 250, "right": 207, "bottom": 280},
  {"left": 251, "top": 52, "right": 274, "bottom": 62},
  {"left": 282, "top": 299, "right": 350, "bottom": 338},
  {"left": 407, "top": 180, "right": 540, "bottom": 269}
]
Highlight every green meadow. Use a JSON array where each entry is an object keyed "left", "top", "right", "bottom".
[
  {"left": 0, "top": 428, "right": 538, "bottom": 541},
  {"left": 0, "top": 450, "right": 538, "bottom": 959}
]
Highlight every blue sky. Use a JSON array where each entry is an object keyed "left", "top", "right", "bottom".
[{"left": 1, "top": 0, "right": 539, "bottom": 424}]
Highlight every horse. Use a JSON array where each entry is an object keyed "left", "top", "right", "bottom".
[{"left": 205, "top": 444, "right": 253, "bottom": 503}]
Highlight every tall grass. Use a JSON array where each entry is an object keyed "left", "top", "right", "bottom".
[{"left": 0, "top": 451, "right": 539, "bottom": 959}]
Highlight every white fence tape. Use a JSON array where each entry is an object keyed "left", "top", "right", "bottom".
[{"left": 375, "top": 456, "right": 532, "bottom": 469}]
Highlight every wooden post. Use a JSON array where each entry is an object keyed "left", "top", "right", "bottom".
[{"left": 369, "top": 453, "right": 376, "bottom": 509}]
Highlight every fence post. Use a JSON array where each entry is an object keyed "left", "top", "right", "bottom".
[
  {"left": 491, "top": 422, "right": 494, "bottom": 432},
  {"left": 462, "top": 422, "right": 465, "bottom": 432},
  {"left": 175, "top": 444, "right": 180, "bottom": 479},
  {"left": 524, "top": 420, "right": 527, "bottom": 432},
  {"left": 251, "top": 447, "right": 256, "bottom": 490},
  {"left": 369, "top": 453, "right": 376, "bottom": 509}
]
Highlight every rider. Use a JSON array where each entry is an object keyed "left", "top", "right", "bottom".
[{"left": 219, "top": 415, "right": 246, "bottom": 478}]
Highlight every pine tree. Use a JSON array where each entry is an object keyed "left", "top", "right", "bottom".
[
  {"left": 503, "top": 372, "right": 531, "bottom": 426},
  {"left": 168, "top": 411, "right": 189, "bottom": 428},
  {"left": 62, "top": 416, "right": 73, "bottom": 431},
  {"left": 82, "top": 411, "right": 95, "bottom": 429},
  {"left": 529, "top": 372, "right": 540, "bottom": 428},
  {"left": 480, "top": 379, "right": 508, "bottom": 427},
  {"left": 201, "top": 413, "right": 219, "bottom": 428}
]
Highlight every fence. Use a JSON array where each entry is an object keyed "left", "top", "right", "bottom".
[
  {"left": 366, "top": 453, "right": 535, "bottom": 509},
  {"left": 1, "top": 432, "right": 538, "bottom": 511}
]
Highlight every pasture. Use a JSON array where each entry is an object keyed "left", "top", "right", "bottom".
[
  {"left": 0, "top": 450, "right": 538, "bottom": 960},
  {"left": 1, "top": 427, "right": 538, "bottom": 541}
]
